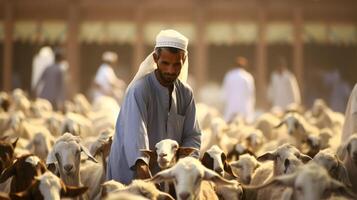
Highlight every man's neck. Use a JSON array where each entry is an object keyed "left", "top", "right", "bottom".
[{"left": 154, "top": 70, "right": 174, "bottom": 91}]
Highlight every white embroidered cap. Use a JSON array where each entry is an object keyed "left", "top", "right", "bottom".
[
  {"left": 102, "top": 51, "right": 118, "bottom": 62},
  {"left": 155, "top": 29, "right": 188, "bottom": 52}
]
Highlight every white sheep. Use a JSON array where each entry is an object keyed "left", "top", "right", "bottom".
[
  {"left": 312, "top": 149, "right": 352, "bottom": 187},
  {"left": 244, "top": 162, "right": 356, "bottom": 200},
  {"left": 339, "top": 134, "right": 357, "bottom": 193},
  {"left": 46, "top": 133, "right": 97, "bottom": 190},
  {"left": 10, "top": 171, "right": 88, "bottom": 200},
  {"left": 201, "top": 145, "right": 236, "bottom": 178},
  {"left": 26, "top": 130, "right": 55, "bottom": 161},
  {"left": 150, "top": 157, "right": 235, "bottom": 200},
  {"left": 230, "top": 154, "right": 260, "bottom": 184}
]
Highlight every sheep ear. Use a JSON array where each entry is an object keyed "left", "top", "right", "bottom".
[
  {"left": 329, "top": 179, "right": 356, "bottom": 199},
  {"left": 46, "top": 149, "right": 56, "bottom": 165},
  {"left": 257, "top": 151, "right": 276, "bottom": 162},
  {"left": 177, "top": 147, "right": 198, "bottom": 157},
  {"left": 157, "top": 191, "right": 175, "bottom": 200},
  {"left": 203, "top": 168, "right": 234, "bottom": 185},
  {"left": 61, "top": 184, "right": 88, "bottom": 198},
  {"left": 12, "top": 137, "right": 19, "bottom": 149},
  {"left": 0, "top": 162, "right": 16, "bottom": 183},
  {"left": 274, "top": 121, "right": 285, "bottom": 129},
  {"left": 149, "top": 168, "right": 173, "bottom": 183},
  {"left": 222, "top": 153, "right": 237, "bottom": 178},
  {"left": 229, "top": 161, "right": 241, "bottom": 169},
  {"left": 299, "top": 153, "right": 312, "bottom": 163},
  {"left": 201, "top": 152, "right": 214, "bottom": 169},
  {"left": 80, "top": 144, "right": 98, "bottom": 163},
  {"left": 140, "top": 149, "right": 156, "bottom": 159}
]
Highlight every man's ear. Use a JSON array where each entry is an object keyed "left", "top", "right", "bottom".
[{"left": 153, "top": 52, "right": 159, "bottom": 63}]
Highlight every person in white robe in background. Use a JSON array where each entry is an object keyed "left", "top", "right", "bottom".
[
  {"left": 222, "top": 56, "right": 255, "bottom": 123},
  {"left": 267, "top": 58, "right": 301, "bottom": 110},
  {"left": 31, "top": 46, "right": 54, "bottom": 97},
  {"left": 93, "top": 51, "right": 125, "bottom": 102}
]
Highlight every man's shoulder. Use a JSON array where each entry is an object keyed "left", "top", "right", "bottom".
[
  {"left": 127, "top": 75, "right": 151, "bottom": 96},
  {"left": 176, "top": 80, "right": 194, "bottom": 96}
]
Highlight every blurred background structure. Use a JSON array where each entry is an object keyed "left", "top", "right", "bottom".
[{"left": 0, "top": 0, "right": 356, "bottom": 111}]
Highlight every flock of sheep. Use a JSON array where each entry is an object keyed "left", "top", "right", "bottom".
[{"left": 0, "top": 88, "right": 356, "bottom": 200}]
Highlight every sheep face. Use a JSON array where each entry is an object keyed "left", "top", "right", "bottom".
[
  {"left": 54, "top": 140, "right": 81, "bottom": 176},
  {"left": 151, "top": 157, "right": 233, "bottom": 200},
  {"left": 31, "top": 133, "right": 53, "bottom": 161},
  {"left": 245, "top": 130, "right": 264, "bottom": 151},
  {"left": 202, "top": 145, "right": 225, "bottom": 176},
  {"left": 258, "top": 144, "right": 311, "bottom": 176},
  {"left": 155, "top": 139, "right": 179, "bottom": 169},
  {"left": 231, "top": 154, "right": 259, "bottom": 184}
]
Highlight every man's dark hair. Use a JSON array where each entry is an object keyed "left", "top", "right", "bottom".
[{"left": 154, "top": 47, "right": 185, "bottom": 58}]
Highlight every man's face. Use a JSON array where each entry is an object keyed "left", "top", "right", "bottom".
[{"left": 154, "top": 48, "right": 186, "bottom": 86}]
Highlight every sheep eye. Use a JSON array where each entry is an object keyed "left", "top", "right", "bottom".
[{"left": 172, "top": 145, "right": 178, "bottom": 149}]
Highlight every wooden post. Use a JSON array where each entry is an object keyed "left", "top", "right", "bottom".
[
  {"left": 66, "top": 0, "right": 80, "bottom": 97},
  {"left": 255, "top": 5, "right": 268, "bottom": 109},
  {"left": 193, "top": 4, "right": 207, "bottom": 91},
  {"left": 293, "top": 7, "right": 304, "bottom": 101},
  {"left": 132, "top": 5, "right": 145, "bottom": 75},
  {"left": 3, "top": 0, "right": 14, "bottom": 92}
]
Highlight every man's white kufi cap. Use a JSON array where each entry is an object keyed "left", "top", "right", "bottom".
[
  {"left": 102, "top": 51, "right": 118, "bottom": 63},
  {"left": 155, "top": 29, "right": 188, "bottom": 52},
  {"left": 127, "top": 29, "right": 189, "bottom": 90}
]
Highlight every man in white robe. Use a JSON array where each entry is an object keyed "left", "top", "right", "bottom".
[
  {"left": 107, "top": 30, "right": 201, "bottom": 184},
  {"left": 31, "top": 46, "right": 54, "bottom": 97},
  {"left": 222, "top": 57, "right": 255, "bottom": 123},
  {"left": 267, "top": 58, "right": 301, "bottom": 110},
  {"left": 92, "top": 51, "right": 125, "bottom": 102},
  {"left": 341, "top": 83, "right": 357, "bottom": 142}
]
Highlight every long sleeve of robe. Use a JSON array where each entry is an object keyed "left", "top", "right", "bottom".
[{"left": 107, "top": 72, "right": 201, "bottom": 184}]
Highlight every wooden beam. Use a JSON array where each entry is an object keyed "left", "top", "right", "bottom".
[
  {"left": 66, "top": 0, "right": 80, "bottom": 96},
  {"left": 293, "top": 6, "right": 304, "bottom": 102},
  {"left": 3, "top": 0, "right": 13, "bottom": 92},
  {"left": 255, "top": 3, "right": 268, "bottom": 109}
]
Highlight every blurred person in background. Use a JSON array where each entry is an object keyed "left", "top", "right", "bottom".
[
  {"left": 222, "top": 56, "right": 255, "bottom": 123},
  {"left": 267, "top": 57, "right": 301, "bottom": 111},
  {"left": 35, "top": 47, "right": 67, "bottom": 111},
  {"left": 323, "top": 69, "right": 351, "bottom": 113},
  {"left": 31, "top": 46, "right": 54, "bottom": 98},
  {"left": 92, "top": 51, "right": 126, "bottom": 103}
]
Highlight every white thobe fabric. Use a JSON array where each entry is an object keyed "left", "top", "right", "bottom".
[
  {"left": 268, "top": 70, "right": 301, "bottom": 110},
  {"left": 93, "top": 63, "right": 119, "bottom": 100},
  {"left": 222, "top": 68, "right": 255, "bottom": 123}
]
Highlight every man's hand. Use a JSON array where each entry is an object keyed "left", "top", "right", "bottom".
[{"left": 134, "top": 159, "right": 152, "bottom": 179}]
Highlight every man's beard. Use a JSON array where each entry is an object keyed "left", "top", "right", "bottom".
[{"left": 157, "top": 69, "right": 179, "bottom": 85}]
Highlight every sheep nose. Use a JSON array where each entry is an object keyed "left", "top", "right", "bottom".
[
  {"left": 159, "top": 153, "right": 167, "bottom": 158},
  {"left": 64, "top": 164, "right": 73, "bottom": 172},
  {"left": 246, "top": 176, "right": 251, "bottom": 183},
  {"left": 179, "top": 192, "right": 190, "bottom": 200}
]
